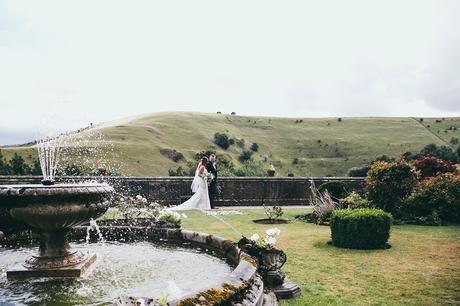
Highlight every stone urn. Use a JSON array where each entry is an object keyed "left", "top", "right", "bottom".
[
  {"left": 237, "top": 237, "right": 300, "bottom": 299},
  {"left": 267, "top": 165, "right": 276, "bottom": 177}
]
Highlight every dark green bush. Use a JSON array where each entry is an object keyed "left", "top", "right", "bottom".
[
  {"left": 405, "top": 174, "right": 460, "bottom": 223},
  {"left": 347, "top": 165, "right": 370, "bottom": 177},
  {"left": 213, "top": 132, "right": 230, "bottom": 149},
  {"left": 365, "top": 161, "right": 417, "bottom": 216},
  {"left": 318, "top": 181, "right": 350, "bottom": 201},
  {"left": 250, "top": 143, "right": 259, "bottom": 152},
  {"left": 238, "top": 150, "right": 253, "bottom": 162},
  {"left": 330, "top": 208, "right": 392, "bottom": 249}
]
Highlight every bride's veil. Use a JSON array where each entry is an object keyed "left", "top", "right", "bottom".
[{"left": 190, "top": 162, "right": 202, "bottom": 193}]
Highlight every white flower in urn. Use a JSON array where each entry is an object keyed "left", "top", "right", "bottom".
[
  {"left": 265, "top": 236, "right": 277, "bottom": 247},
  {"left": 247, "top": 228, "right": 281, "bottom": 249}
]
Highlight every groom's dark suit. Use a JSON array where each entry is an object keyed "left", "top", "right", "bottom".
[{"left": 206, "top": 162, "right": 218, "bottom": 209}]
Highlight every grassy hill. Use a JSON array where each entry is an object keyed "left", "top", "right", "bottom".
[{"left": 1, "top": 112, "right": 460, "bottom": 176}]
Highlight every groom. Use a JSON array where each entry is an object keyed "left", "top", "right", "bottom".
[{"left": 206, "top": 153, "right": 218, "bottom": 209}]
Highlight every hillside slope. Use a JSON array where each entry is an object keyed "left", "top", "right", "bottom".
[{"left": 2, "top": 112, "right": 459, "bottom": 176}]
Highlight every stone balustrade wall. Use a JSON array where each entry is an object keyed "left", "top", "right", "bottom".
[{"left": 0, "top": 176, "right": 365, "bottom": 207}]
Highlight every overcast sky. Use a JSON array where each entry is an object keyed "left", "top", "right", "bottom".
[{"left": 1, "top": 0, "right": 460, "bottom": 145}]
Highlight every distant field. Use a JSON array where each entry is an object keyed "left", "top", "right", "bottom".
[{"left": 2, "top": 112, "right": 459, "bottom": 176}]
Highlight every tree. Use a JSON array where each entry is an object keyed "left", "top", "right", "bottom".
[
  {"left": 238, "top": 150, "right": 253, "bottom": 162},
  {"left": 0, "top": 150, "right": 11, "bottom": 175},
  {"left": 30, "top": 159, "right": 42, "bottom": 175},
  {"left": 420, "top": 144, "right": 458, "bottom": 163},
  {"left": 8, "top": 153, "right": 30, "bottom": 175},
  {"left": 250, "top": 143, "right": 259, "bottom": 152},
  {"left": 213, "top": 133, "right": 230, "bottom": 149}
]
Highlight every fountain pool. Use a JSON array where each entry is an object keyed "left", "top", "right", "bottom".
[{"left": 0, "top": 241, "right": 232, "bottom": 305}]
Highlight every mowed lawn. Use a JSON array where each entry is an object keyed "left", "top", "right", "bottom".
[{"left": 179, "top": 208, "right": 460, "bottom": 306}]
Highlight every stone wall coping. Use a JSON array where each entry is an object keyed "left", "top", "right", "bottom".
[{"left": 0, "top": 175, "right": 365, "bottom": 181}]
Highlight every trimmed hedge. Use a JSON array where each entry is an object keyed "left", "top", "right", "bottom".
[{"left": 330, "top": 208, "right": 392, "bottom": 249}]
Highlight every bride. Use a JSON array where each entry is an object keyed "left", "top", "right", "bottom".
[{"left": 169, "top": 157, "right": 211, "bottom": 210}]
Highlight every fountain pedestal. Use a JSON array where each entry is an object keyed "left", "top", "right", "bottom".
[
  {"left": 7, "top": 229, "right": 97, "bottom": 279},
  {"left": 0, "top": 183, "right": 113, "bottom": 279}
]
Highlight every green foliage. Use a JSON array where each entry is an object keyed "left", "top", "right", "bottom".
[
  {"left": 263, "top": 205, "right": 284, "bottom": 220},
  {"left": 317, "top": 181, "right": 350, "bottom": 201},
  {"left": 57, "top": 163, "right": 90, "bottom": 176},
  {"left": 0, "top": 150, "right": 11, "bottom": 175},
  {"left": 213, "top": 132, "right": 230, "bottom": 149},
  {"left": 339, "top": 192, "right": 372, "bottom": 209},
  {"left": 373, "top": 154, "right": 396, "bottom": 163},
  {"left": 235, "top": 160, "right": 266, "bottom": 177},
  {"left": 158, "top": 211, "right": 183, "bottom": 227},
  {"left": 250, "top": 143, "right": 259, "bottom": 152},
  {"left": 8, "top": 153, "right": 30, "bottom": 175},
  {"left": 365, "top": 161, "right": 417, "bottom": 216},
  {"left": 193, "top": 150, "right": 216, "bottom": 161},
  {"left": 347, "top": 165, "right": 370, "bottom": 177},
  {"left": 238, "top": 150, "right": 253, "bottom": 162},
  {"left": 406, "top": 174, "right": 460, "bottom": 224},
  {"left": 330, "top": 208, "right": 392, "bottom": 249},
  {"left": 420, "top": 143, "right": 458, "bottom": 163},
  {"left": 113, "top": 195, "right": 161, "bottom": 220}
]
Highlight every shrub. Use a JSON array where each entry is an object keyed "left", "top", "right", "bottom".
[
  {"left": 213, "top": 132, "right": 230, "bottom": 149},
  {"left": 234, "top": 160, "right": 266, "bottom": 177},
  {"left": 413, "top": 155, "right": 457, "bottom": 178},
  {"left": 420, "top": 143, "right": 458, "bottom": 163},
  {"left": 292, "top": 157, "right": 299, "bottom": 165},
  {"left": 347, "top": 165, "right": 370, "bottom": 177},
  {"left": 373, "top": 154, "right": 396, "bottom": 163},
  {"left": 365, "top": 161, "right": 417, "bottom": 216},
  {"left": 8, "top": 153, "right": 30, "bottom": 175},
  {"left": 250, "top": 143, "right": 259, "bottom": 152},
  {"left": 310, "top": 181, "right": 339, "bottom": 225},
  {"left": 317, "top": 181, "right": 350, "bottom": 201},
  {"left": 406, "top": 174, "right": 460, "bottom": 223},
  {"left": 0, "top": 150, "right": 11, "bottom": 175},
  {"left": 263, "top": 205, "right": 284, "bottom": 220},
  {"left": 160, "top": 148, "right": 184, "bottom": 162},
  {"left": 339, "top": 192, "right": 372, "bottom": 209},
  {"left": 330, "top": 208, "right": 392, "bottom": 249},
  {"left": 238, "top": 150, "right": 253, "bottom": 162}
]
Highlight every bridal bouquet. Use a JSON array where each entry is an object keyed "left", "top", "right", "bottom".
[{"left": 205, "top": 172, "right": 215, "bottom": 184}]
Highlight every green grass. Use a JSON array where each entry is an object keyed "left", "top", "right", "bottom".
[
  {"left": 175, "top": 208, "right": 460, "bottom": 306},
  {"left": 2, "top": 112, "right": 460, "bottom": 176}
]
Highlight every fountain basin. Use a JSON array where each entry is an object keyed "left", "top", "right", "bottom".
[
  {"left": 0, "top": 223, "right": 266, "bottom": 306},
  {"left": 0, "top": 183, "right": 113, "bottom": 279}
]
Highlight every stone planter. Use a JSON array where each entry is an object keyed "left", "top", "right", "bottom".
[{"left": 238, "top": 237, "right": 300, "bottom": 300}]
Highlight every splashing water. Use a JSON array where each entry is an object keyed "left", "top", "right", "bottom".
[
  {"left": 37, "top": 134, "right": 68, "bottom": 183},
  {"left": 86, "top": 218, "right": 105, "bottom": 243},
  {"left": 198, "top": 209, "right": 243, "bottom": 237}
]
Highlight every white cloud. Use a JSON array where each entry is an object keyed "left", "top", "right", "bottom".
[{"left": 0, "top": 0, "right": 459, "bottom": 144}]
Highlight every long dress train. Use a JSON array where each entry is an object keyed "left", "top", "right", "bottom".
[{"left": 169, "top": 168, "right": 211, "bottom": 211}]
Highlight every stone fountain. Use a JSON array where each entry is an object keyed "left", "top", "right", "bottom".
[{"left": 0, "top": 135, "right": 114, "bottom": 279}]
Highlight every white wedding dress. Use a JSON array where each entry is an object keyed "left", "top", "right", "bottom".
[{"left": 169, "top": 165, "right": 211, "bottom": 211}]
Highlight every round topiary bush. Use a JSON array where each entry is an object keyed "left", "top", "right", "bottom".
[{"left": 330, "top": 208, "right": 392, "bottom": 249}]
